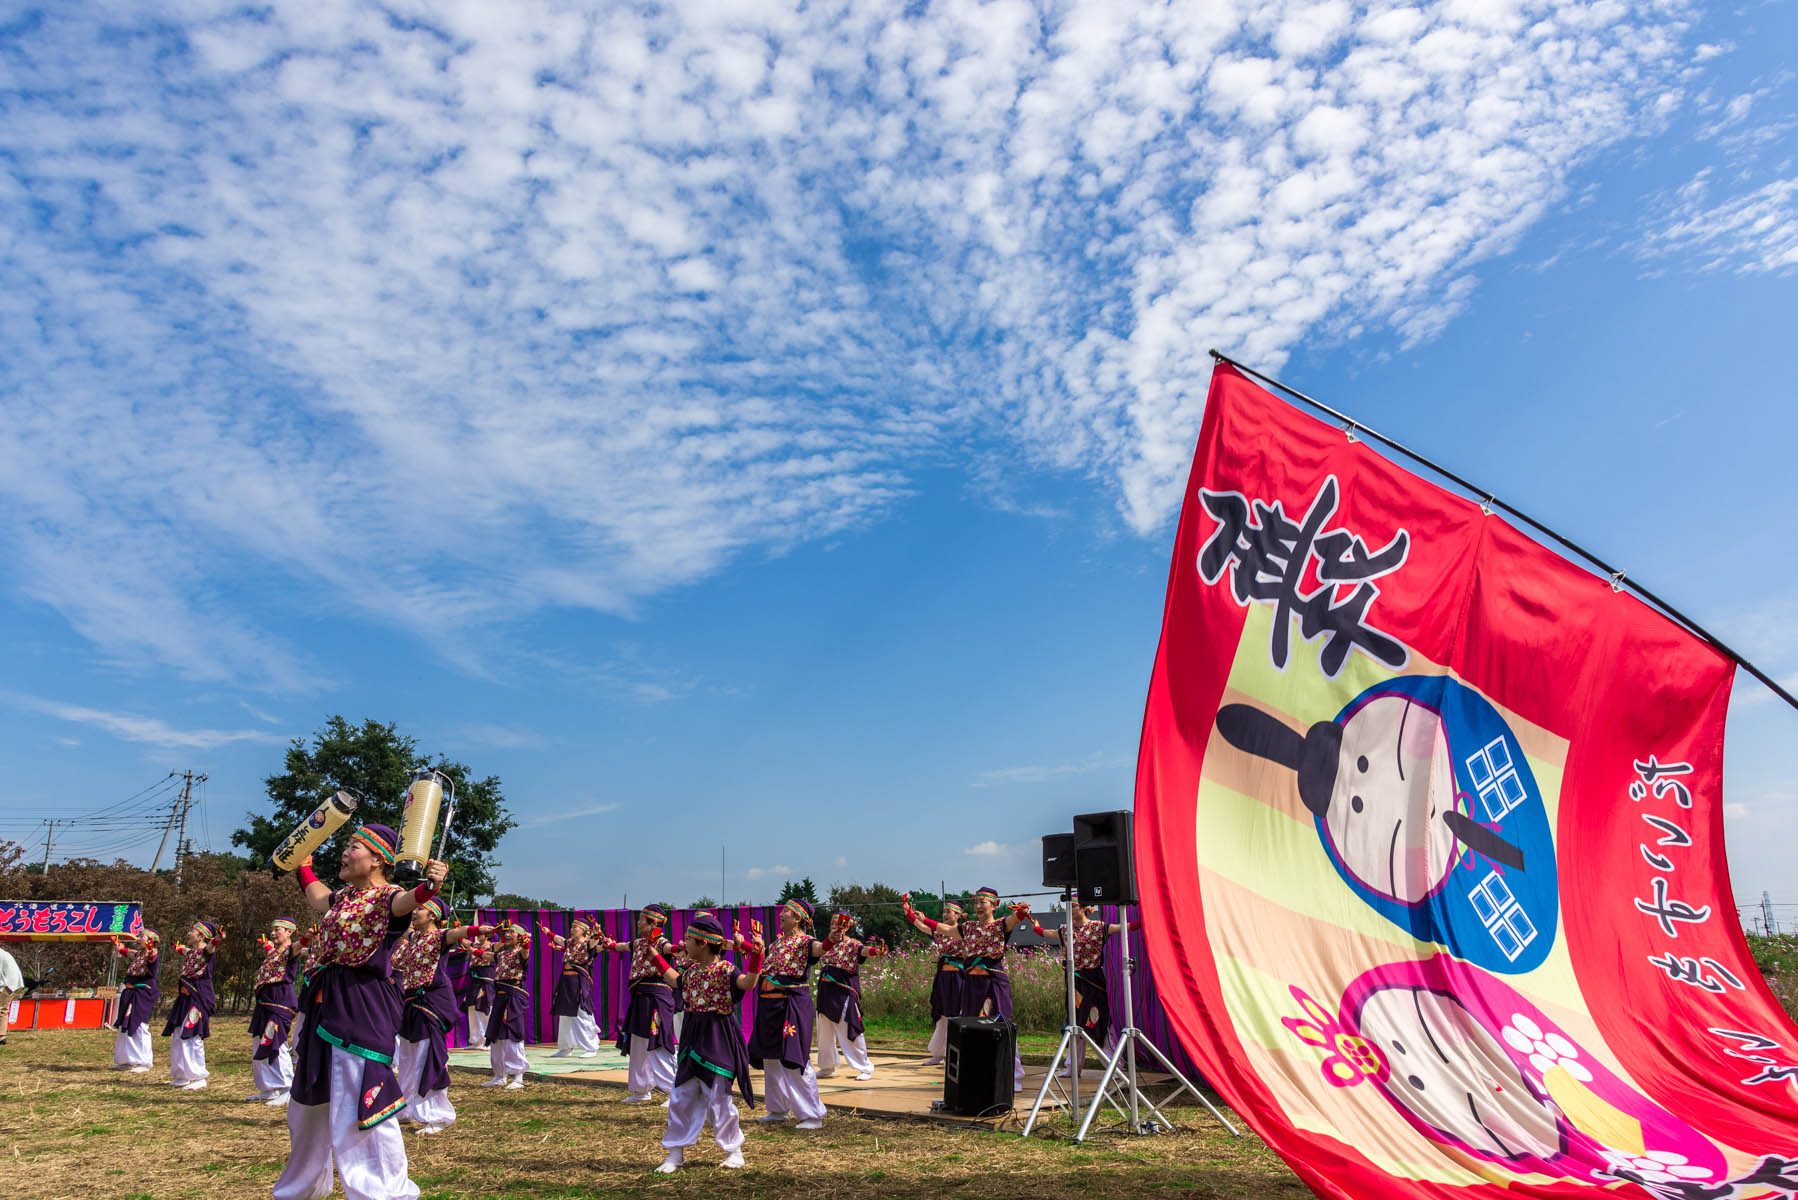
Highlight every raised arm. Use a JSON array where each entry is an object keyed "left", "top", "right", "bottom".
[
  {"left": 389, "top": 859, "right": 449, "bottom": 918},
  {"left": 1001, "top": 900, "right": 1032, "bottom": 933},
  {"left": 296, "top": 856, "right": 335, "bottom": 913},
  {"left": 900, "top": 893, "right": 940, "bottom": 935}
]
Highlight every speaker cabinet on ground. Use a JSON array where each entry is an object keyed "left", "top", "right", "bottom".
[
  {"left": 1072, "top": 809, "right": 1136, "bottom": 905},
  {"left": 943, "top": 1016, "right": 1016, "bottom": 1115},
  {"left": 1041, "top": 833, "right": 1077, "bottom": 889}
]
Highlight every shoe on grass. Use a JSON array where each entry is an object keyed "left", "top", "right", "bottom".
[
  {"left": 721, "top": 1150, "right": 745, "bottom": 1169},
  {"left": 754, "top": 1112, "right": 791, "bottom": 1123},
  {"left": 795, "top": 1118, "right": 823, "bottom": 1130},
  {"left": 655, "top": 1149, "right": 684, "bottom": 1175}
]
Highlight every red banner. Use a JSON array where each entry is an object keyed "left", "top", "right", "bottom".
[{"left": 1135, "top": 364, "right": 1798, "bottom": 1198}]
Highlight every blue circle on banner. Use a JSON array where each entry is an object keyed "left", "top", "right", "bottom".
[{"left": 1315, "top": 674, "right": 1558, "bottom": 974}]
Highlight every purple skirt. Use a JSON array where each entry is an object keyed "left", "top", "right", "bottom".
[
  {"left": 551, "top": 969, "right": 593, "bottom": 1018},
  {"left": 250, "top": 981, "right": 299, "bottom": 1061},
  {"left": 162, "top": 975, "right": 215, "bottom": 1040},
  {"left": 115, "top": 976, "right": 159, "bottom": 1034},
  {"left": 616, "top": 980, "right": 676, "bottom": 1054},
  {"left": 816, "top": 970, "right": 864, "bottom": 1041},
  {"left": 959, "top": 967, "right": 1013, "bottom": 1022},
  {"left": 675, "top": 1010, "right": 754, "bottom": 1108},
  {"left": 929, "top": 960, "right": 963, "bottom": 1023},
  {"left": 294, "top": 962, "right": 406, "bottom": 1129},
  {"left": 1074, "top": 967, "right": 1111, "bottom": 1044},
  {"left": 489, "top": 979, "right": 530, "bottom": 1042},
  {"left": 463, "top": 966, "right": 495, "bottom": 1014},
  {"left": 401, "top": 980, "right": 457, "bottom": 1096},
  {"left": 747, "top": 981, "right": 813, "bottom": 1070}
]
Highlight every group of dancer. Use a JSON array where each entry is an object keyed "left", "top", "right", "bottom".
[{"left": 95, "top": 814, "right": 1126, "bottom": 1193}]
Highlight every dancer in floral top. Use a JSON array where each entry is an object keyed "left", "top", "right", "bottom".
[
  {"left": 1038, "top": 903, "right": 1137, "bottom": 1078},
  {"left": 162, "top": 919, "right": 224, "bottom": 1090},
  {"left": 540, "top": 918, "right": 601, "bottom": 1058},
  {"left": 482, "top": 922, "right": 532, "bottom": 1089},
  {"left": 595, "top": 905, "right": 677, "bottom": 1101},
  {"left": 248, "top": 918, "right": 302, "bottom": 1105},
  {"left": 458, "top": 926, "right": 496, "bottom": 1049},
  {"left": 815, "top": 913, "right": 887, "bottom": 1080},
  {"left": 271, "top": 822, "right": 448, "bottom": 1200},
  {"left": 654, "top": 912, "right": 762, "bottom": 1174},
  {"left": 900, "top": 895, "right": 966, "bottom": 1065},
  {"left": 110, "top": 928, "right": 159, "bottom": 1073},
  {"left": 745, "top": 898, "right": 838, "bottom": 1130},
  {"left": 958, "top": 886, "right": 1032, "bottom": 1091},
  {"left": 394, "top": 898, "right": 478, "bottom": 1135}
]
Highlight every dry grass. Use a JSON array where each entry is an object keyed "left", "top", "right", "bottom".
[{"left": 0, "top": 1029, "right": 1308, "bottom": 1199}]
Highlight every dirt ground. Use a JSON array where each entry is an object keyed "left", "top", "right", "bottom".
[{"left": 0, "top": 1028, "right": 1311, "bottom": 1199}]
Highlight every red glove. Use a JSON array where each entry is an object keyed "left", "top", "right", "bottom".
[
  {"left": 297, "top": 857, "right": 320, "bottom": 890},
  {"left": 1127, "top": 920, "right": 1142, "bottom": 932},
  {"left": 412, "top": 881, "right": 439, "bottom": 906},
  {"left": 1031, "top": 922, "right": 1048, "bottom": 938},
  {"left": 742, "top": 944, "right": 764, "bottom": 975},
  {"left": 652, "top": 951, "right": 674, "bottom": 975}
]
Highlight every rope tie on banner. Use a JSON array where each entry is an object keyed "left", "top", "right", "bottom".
[{"left": 1205, "top": 347, "right": 1798, "bottom": 717}]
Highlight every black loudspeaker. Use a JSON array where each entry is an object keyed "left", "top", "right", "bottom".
[
  {"left": 1041, "top": 833, "right": 1077, "bottom": 888},
  {"left": 1073, "top": 809, "right": 1136, "bottom": 904},
  {"left": 943, "top": 1016, "right": 1016, "bottom": 1115}
]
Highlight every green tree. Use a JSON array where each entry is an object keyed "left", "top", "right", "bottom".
[
  {"left": 823, "top": 881, "right": 912, "bottom": 947},
  {"left": 687, "top": 895, "right": 719, "bottom": 908},
  {"left": 776, "top": 876, "right": 819, "bottom": 907},
  {"left": 230, "top": 715, "right": 515, "bottom": 899},
  {"left": 487, "top": 892, "right": 558, "bottom": 911}
]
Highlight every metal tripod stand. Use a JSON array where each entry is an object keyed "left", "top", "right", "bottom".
[{"left": 1023, "top": 901, "right": 1239, "bottom": 1142}]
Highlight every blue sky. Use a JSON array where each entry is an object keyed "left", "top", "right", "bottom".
[{"left": 2, "top": 1, "right": 1796, "bottom": 919}]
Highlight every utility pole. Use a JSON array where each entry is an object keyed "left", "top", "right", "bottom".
[
  {"left": 148, "top": 771, "right": 181, "bottom": 872},
  {"left": 170, "top": 770, "right": 206, "bottom": 888},
  {"left": 1764, "top": 890, "right": 1777, "bottom": 937},
  {"left": 41, "top": 819, "right": 56, "bottom": 875}
]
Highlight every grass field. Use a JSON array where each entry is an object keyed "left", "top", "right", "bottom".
[{"left": 0, "top": 1029, "right": 1308, "bottom": 1200}]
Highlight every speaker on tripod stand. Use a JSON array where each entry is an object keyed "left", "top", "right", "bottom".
[{"left": 1072, "top": 810, "right": 1135, "bottom": 904}]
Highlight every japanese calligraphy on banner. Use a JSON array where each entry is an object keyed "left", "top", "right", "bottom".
[
  {"left": 0, "top": 900, "right": 142, "bottom": 942},
  {"left": 1134, "top": 364, "right": 1798, "bottom": 1200}
]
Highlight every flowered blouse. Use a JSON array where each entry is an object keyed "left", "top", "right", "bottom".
[
  {"left": 391, "top": 928, "right": 445, "bottom": 991},
  {"left": 1071, "top": 920, "right": 1108, "bottom": 971},
  {"left": 930, "top": 921, "right": 964, "bottom": 958},
  {"left": 560, "top": 941, "right": 597, "bottom": 973},
  {"left": 763, "top": 930, "right": 817, "bottom": 980},
  {"left": 253, "top": 944, "right": 294, "bottom": 989},
  {"left": 628, "top": 935, "right": 673, "bottom": 982},
  {"left": 176, "top": 943, "right": 214, "bottom": 978},
  {"left": 117, "top": 937, "right": 159, "bottom": 977},
  {"left": 959, "top": 919, "right": 1011, "bottom": 964},
  {"left": 314, "top": 883, "right": 402, "bottom": 969},
  {"left": 495, "top": 940, "right": 529, "bottom": 983},
  {"left": 465, "top": 936, "right": 494, "bottom": 969},
  {"left": 681, "top": 958, "right": 739, "bottom": 1014},
  {"left": 821, "top": 936, "right": 867, "bottom": 973}
]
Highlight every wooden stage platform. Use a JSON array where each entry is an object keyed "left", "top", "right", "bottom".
[{"left": 447, "top": 1044, "right": 1160, "bottom": 1130}]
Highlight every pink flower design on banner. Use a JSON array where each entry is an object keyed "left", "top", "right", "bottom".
[{"left": 1283, "top": 984, "right": 1387, "bottom": 1087}]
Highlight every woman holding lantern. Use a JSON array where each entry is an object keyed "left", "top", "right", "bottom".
[{"left": 270, "top": 821, "right": 449, "bottom": 1200}]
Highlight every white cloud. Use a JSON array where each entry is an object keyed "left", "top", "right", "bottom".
[
  {"left": 1724, "top": 803, "right": 1749, "bottom": 820},
  {"left": 518, "top": 802, "right": 619, "bottom": 830},
  {"left": 745, "top": 865, "right": 793, "bottom": 881},
  {"left": 0, "top": 1, "right": 1700, "bottom": 684},
  {"left": 7, "top": 693, "right": 288, "bottom": 750},
  {"left": 965, "top": 841, "right": 1020, "bottom": 858},
  {"left": 976, "top": 753, "right": 1122, "bottom": 786},
  {"left": 453, "top": 724, "right": 549, "bottom": 751},
  {"left": 834, "top": 856, "right": 848, "bottom": 868},
  {"left": 1641, "top": 171, "right": 1798, "bottom": 276}
]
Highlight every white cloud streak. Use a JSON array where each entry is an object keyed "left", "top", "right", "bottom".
[
  {"left": 518, "top": 801, "right": 620, "bottom": 830},
  {"left": 7, "top": 693, "right": 289, "bottom": 750},
  {"left": 0, "top": 0, "right": 1697, "bottom": 685},
  {"left": 976, "top": 753, "right": 1122, "bottom": 787},
  {"left": 1642, "top": 171, "right": 1798, "bottom": 276},
  {"left": 745, "top": 864, "right": 793, "bottom": 881}
]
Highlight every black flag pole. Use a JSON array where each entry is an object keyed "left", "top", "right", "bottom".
[{"left": 1207, "top": 348, "right": 1798, "bottom": 716}]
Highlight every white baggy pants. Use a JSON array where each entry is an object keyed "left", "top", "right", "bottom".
[
  {"left": 465, "top": 1006, "right": 487, "bottom": 1046},
  {"left": 926, "top": 1016, "right": 949, "bottom": 1059},
  {"left": 169, "top": 1035, "right": 208, "bottom": 1084},
  {"left": 760, "top": 1061, "right": 827, "bottom": 1121},
  {"left": 661, "top": 1078, "right": 743, "bottom": 1152},
  {"left": 489, "top": 1038, "right": 529, "bottom": 1080},
  {"left": 554, "top": 1010, "right": 600, "bottom": 1056},
  {"left": 394, "top": 1037, "right": 456, "bottom": 1128},
  {"left": 816, "top": 1013, "right": 872, "bottom": 1076},
  {"left": 114, "top": 1025, "right": 152, "bottom": 1068},
  {"left": 627, "top": 1034, "right": 677, "bottom": 1095},
  {"left": 252, "top": 1036, "right": 295, "bottom": 1095},
  {"left": 272, "top": 1045, "right": 418, "bottom": 1200}
]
